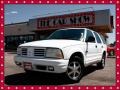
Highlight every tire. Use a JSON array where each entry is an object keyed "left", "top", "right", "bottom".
[
  {"left": 66, "top": 56, "right": 84, "bottom": 82},
  {"left": 110, "top": 50, "right": 114, "bottom": 56},
  {"left": 97, "top": 55, "right": 105, "bottom": 69}
]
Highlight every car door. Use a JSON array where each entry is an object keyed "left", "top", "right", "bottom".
[
  {"left": 85, "top": 30, "right": 98, "bottom": 64},
  {"left": 93, "top": 32, "right": 103, "bottom": 60}
]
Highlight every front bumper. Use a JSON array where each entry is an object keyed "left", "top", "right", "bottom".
[{"left": 14, "top": 56, "right": 69, "bottom": 73}]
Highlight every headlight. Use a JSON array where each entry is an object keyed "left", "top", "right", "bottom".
[
  {"left": 46, "top": 48, "right": 64, "bottom": 59},
  {"left": 17, "top": 47, "right": 21, "bottom": 55}
]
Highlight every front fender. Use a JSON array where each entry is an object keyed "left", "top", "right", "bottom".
[{"left": 63, "top": 46, "right": 86, "bottom": 61}]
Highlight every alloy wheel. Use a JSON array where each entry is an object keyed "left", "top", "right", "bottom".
[{"left": 67, "top": 61, "right": 81, "bottom": 81}]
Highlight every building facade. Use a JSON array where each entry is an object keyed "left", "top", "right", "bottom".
[
  {"left": 5, "top": 22, "right": 35, "bottom": 49},
  {"left": 5, "top": 9, "right": 113, "bottom": 50}
]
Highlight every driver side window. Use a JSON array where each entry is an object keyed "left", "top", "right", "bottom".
[{"left": 85, "top": 30, "right": 95, "bottom": 43}]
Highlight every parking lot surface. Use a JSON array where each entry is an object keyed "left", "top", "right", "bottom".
[{"left": 5, "top": 52, "right": 116, "bottom": 85}]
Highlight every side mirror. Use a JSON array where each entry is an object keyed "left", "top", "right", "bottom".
[{"left": 86, "top": 36, "right": 95, "bottom": 42}]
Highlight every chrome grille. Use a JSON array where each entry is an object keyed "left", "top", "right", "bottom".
[
  {"left": 21, "top": 48, "right": 27, "bottom": 56},
  {"left": 34, "top": 48, "right": 45, "bottom": 57}
]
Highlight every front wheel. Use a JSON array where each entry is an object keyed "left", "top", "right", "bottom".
[
  {"left": 66, "top": 56, "right": 84, "bottom": 82},
  {"left": 110, "top": 50, "right": 115, "bottom": 56}
]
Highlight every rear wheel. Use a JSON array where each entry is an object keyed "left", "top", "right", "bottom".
[
  {"left": 66, "top": 56, "right": 84, "bottom": 82},
  {"left": 97, "top": 55, "right": 105, "bottom": 69}
]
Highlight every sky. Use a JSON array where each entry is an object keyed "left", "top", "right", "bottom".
[{"left": 5, "top": 4, "right": 115, "bottom": 44}]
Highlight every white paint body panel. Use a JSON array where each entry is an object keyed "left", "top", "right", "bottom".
[{"left": 15, "top": 28, "right": 107, "bottom": 73}]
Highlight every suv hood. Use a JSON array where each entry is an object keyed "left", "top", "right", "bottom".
[{"left": 19, "top": 39, "right": 83, "bottom": 49}]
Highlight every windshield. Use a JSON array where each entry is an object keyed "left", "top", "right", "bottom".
[{"left": 47, "top": 29, "right": 85, "bottom": 40}]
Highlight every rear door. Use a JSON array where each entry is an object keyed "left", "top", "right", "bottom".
[{"left": 93, "top": 32, "right": 103, "bottom": 60}]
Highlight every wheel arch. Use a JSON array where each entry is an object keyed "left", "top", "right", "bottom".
[{"left": 69, "top": 52, "right": 85, "bottom": 66}]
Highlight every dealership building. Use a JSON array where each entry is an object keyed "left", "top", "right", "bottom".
[{"left": 5, "top": 9, "right": 114, "bottom": 49}]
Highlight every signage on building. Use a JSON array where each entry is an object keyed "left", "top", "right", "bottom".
[{"left": 37, "top": 12, "right": 95, "bottom": 30}]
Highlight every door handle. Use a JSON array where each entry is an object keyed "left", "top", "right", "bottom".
[{"left": 95, "top": 45, "right": 97, "bottom": 48}]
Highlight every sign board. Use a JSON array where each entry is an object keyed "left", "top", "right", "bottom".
[
  {"left": 37, "top": 12, "right": 95, "bottom": 30},
  {"left": 29, "top": 9, "right": 113, "bottom": 33}
]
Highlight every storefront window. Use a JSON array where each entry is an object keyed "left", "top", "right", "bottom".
[
  {"left": 40, "top": 35, "right": 45, "bottom": 40},
  {"left": 20, "top": 36, "right": 23, "bottom": 40}
]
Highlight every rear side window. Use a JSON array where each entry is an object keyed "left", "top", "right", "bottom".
[
  {"left": 100, "top": 35, "right": 106, "bottom": 44},
  {"left": 94, "top": 32, "right": 102, "bottom": 43}
]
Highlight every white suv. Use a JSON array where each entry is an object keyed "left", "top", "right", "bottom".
[{"left": 14, "top": 28, "right": 107, "bottom": 82}]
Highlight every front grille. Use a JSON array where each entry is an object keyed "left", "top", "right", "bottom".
[
  {"left": 34, "top": 48, "right": 45, "bottom": 57},
  {"left": 21, "top": 48, "right": 27, "bottom": 56}
]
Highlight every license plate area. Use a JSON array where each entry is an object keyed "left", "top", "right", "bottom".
[
  {"left": 36, "top": 65, "right": 47, "bottom": 70},
  {"left": 23, "top": 62, "right": 32, "bottom": 70}
]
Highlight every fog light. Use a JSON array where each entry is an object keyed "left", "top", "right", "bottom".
[{"left": 48, "top": 66, "right": 54, "bottom": 71}]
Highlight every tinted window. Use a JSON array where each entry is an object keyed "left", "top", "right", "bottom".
[
  {"left": 85, "top": 30, "right": 95, "bottom": 43},
  {"left": 100, "top": 35, "right": 106, "bottom": 44},
  {"left": 94, "top": 32, "right": 102, "bottom": 43},
  {"left": 47, "top": 29, "right": 85, "bottom": 40}
]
